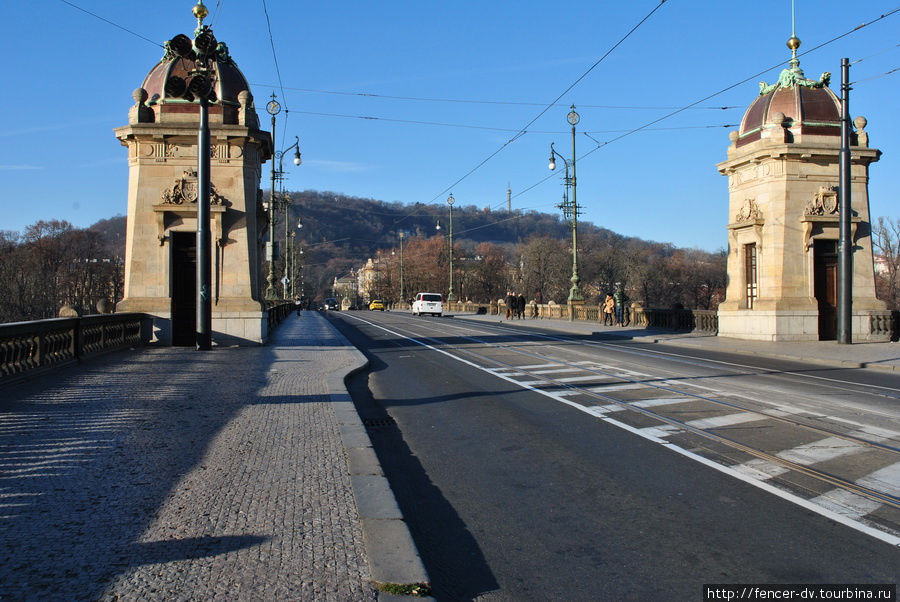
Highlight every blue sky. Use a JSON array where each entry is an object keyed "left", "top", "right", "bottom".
[{"left": 1, "top": 1, "right": 898, "bottom": 252}]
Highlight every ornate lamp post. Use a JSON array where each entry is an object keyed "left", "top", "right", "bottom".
[
  {"left": 447, "top": 193, "right": 456, "bottom": 302},
  {"left": 162, "top": 1, "right": 220, "bottom": 348},
  {"left": 548, "top": 105, "right": 583, "bottom": 307},
  {"left": 278, "top": 137, "right": 302, "bottom": 299},
  {"left": 263, "top": 97, "right": 301, "bottom": 301},
  {"left": 398, "top": 231, "right": 405, "bottom": 306}
]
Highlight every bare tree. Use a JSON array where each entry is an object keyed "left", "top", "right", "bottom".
[{"left": 873, "top": 216, "right": 900, "bottom": 310}]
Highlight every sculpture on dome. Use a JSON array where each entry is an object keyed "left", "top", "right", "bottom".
[{"left": 758, "top": 35, "right": 831, "bottom": 95}]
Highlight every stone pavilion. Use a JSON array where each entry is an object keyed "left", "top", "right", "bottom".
[
  {"left": 716, "top": 36, "right": 888, "bottom": 341},
  {"left": 114, "top": 5, "right": 272, "bottom": 345}
]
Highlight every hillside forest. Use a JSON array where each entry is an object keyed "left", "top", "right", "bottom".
[{"left": 2, "top": 191, "right": 898, "bottom": 324}]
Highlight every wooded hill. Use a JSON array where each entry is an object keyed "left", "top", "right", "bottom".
[{"left": 0, "top": 190, "right": 728, "bottom": 323}]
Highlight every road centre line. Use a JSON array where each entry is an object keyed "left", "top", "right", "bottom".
[{"left": 342, "top": 313, "right": 900, "bottom": 547}]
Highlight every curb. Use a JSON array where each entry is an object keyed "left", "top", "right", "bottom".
[
  {"left": 318, "top": 314, "right": 432, "bottom": 599},
  {"left": 450, "top": 313, "right": 899, "bottom": 374}
]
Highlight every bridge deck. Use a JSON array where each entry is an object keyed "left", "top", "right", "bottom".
[{"left": 1, "top": 312, "right": 376, "bottom": 600}]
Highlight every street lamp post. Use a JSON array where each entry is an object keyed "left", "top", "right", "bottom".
[
  {"left": 279, "top": 137, "right": 302, "bottom": 300},
  {"left": 161, "top": 2, "right": 220, "bottom": 348},
  {"left": 264, "top": 97, "right": 301, "bottom": 301},
  {"left": 447, "top": 193, "right": 456, "bottom": 302},
  {"left": 548, "top": 105, "right": 583, "bottom": 308},
  {"left": 398, "top": 231, "right": 405, "bottom": 306}
]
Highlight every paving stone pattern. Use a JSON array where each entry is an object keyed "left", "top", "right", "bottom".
[{"left": 0, "top": 314, "right": 376, "bottom": 601}]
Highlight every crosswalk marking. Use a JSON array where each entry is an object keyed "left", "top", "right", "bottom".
[
  {"left": 529, "top": 367, "right": 584, "bottom": 375},
  {"left": 812, "top": 488, "right": 884, "bottom": 520},
  {"left": 631, "top": 398, "right": 693, "bottom": 409},
  {"left": 556, "top": 375, "right": 608, "bottom": 383},
  {"left": 776, "top": 437, "right": 867, "bottom": 466},
  {"left": 588, "top": 383, "right": 645, "bottom": 392},
  {"left": 686, "top": 412, "right": 766, "bottom": 430}
]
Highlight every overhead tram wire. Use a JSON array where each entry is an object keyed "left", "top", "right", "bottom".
[
  {"left": 249, "top": 84, "right": 740, "bottom": 111},
  {"left": 503, "top": 6, "right": 900, "bottom": 213},
  {"left": 260, "top": 0, "right": 292, "bottom": 149},
  {"left": 424, "top": 1, "right": 669, "bottom": 206},
  {"left": 852, "top": 66, "right": 900, "bottom": 85},
  {"left": 285, "top": 109, "right": 737, "bottom": 135},
  {"left": 58, "top": 0, "right": 162, "bottom": 47}
]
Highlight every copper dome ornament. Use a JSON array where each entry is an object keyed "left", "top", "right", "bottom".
[
  {"left": 736, "top": 36, "right": 840, "bottom": 148},
  {"left": 138, "top": 1, "right": 251, "bottom": 123}
]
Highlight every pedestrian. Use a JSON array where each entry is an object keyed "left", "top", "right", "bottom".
[
  {"left": 603, "top": 293, "right": 615, "bottom": 326},
  {"left": 505, "top": 291, "right": 515, "bottom": 320},
  {"left": 294, "top": 295, "right": 302, "bottom": 316},
  {"left": 613, "top": 283, "right": 628, "bottom": 326},
  {"left": 516, "top": 293, "right": 526, "bottom": 320}
]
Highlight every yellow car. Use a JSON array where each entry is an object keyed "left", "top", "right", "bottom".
[{"left": 369, "top": 299, "right": 385, "bottom": 311}]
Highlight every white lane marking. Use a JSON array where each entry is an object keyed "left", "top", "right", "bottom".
[
  {"left": 733, "top": 459, "right": 790, "bottom": 480},
  {"left": 556, "top": 375, "right": 608, "bottom": 383},
  {"left": 509, "top": 363, "right": 566, "bottom": 370},
  {"left": 812, "top": 463, "right": 900, "bottom": 520},
  {"left": 588, "top": 383, "right": 646, "bottom": 392},
  {"left": 639, "top": 425, "right": 682, "bottom": 439},
  {"left": 344, "top": 314, "right": 900, "bottom": 547},
  {"left": 631, "top": 398, "right": 693, "bottom": 409},
  {"left": 859, "top": 461, "right": 900, "bottom": 497},
  {"left": 812, "top": 489, "right": 884, "bottom": 520},
  {"left": 530, "top": 367, "right": 585, "bottom": 375},
  {"left": 686, "top": 412, "right": 767, "bottom": 430},
  {"left": 776, "top": 437, "right": 868, "bottom": 466}
]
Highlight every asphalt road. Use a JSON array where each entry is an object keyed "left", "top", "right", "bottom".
[{"left": 330, "top": 310, "right": 900, "bottom": 601}]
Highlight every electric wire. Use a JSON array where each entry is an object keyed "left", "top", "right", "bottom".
[
  {"left": 424, "top": 0, "right": 670, "bottom": 205},
  {"left": 260, "top": 0, "right": 294, "bottom": 153},
  {"left": 58, "top": 0, "right": 162, "bottom": 47},
  {"left": 288, "top": 109, "right": 737, "bottom": 135},
  {"left": 503, "top": 7, "right": 900, "bottom": 214},
  {"left": 250, "top": 84, "right": 740, "bottom": 111},
  {"left": 852, "top": 65, "right": 900, "bottom": 85}
]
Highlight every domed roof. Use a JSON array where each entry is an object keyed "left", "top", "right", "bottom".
[
  {"left": 142, "top": 40, "right": 250, "bottom": 109},
  {"left": 736, "top": 38, "right": 839, "bottom": 147}
]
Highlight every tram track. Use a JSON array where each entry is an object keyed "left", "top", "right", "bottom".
[{"left": 340, "top": 312, "right": 900, "bottom": 542}]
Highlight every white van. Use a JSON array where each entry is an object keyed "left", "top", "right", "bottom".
[{"left": 412, "top": 292, "right": 443, "bottom": 317}]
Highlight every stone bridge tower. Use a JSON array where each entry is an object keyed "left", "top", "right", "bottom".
[
  {"left": 716, "top": 36, "right": 886, "bottom": 341},
  {"left": 114, "top": 5, "right": 272, "bottom": 345}
]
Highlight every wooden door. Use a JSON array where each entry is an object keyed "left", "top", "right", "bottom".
[
  {"left": 813, "top": 240, "right": 838, "bottom": 341},
  {"left": 171, "top": 232, "right": 197, "bottom": 346}
]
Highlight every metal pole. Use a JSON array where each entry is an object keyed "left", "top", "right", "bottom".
[
  {"left": 265, "top": 113, "right": 277, "bottom": 301},
  {"left": 837, "top": 57, "right": 852, "bottom": 344},
  {"left": 448, "top": 196, "right": 455, "bottom": 302},
  {"left": 282, "top": 196, "right": 289, "bottom": 299},
  {"left": 399, "top": 232, "right": 405, "bottom": 305},
  {"left": 568, "top": 115, "right": 582, "bottom": 304},
  {"left": 196, "top": 95, "right": 212, "bottom": 350}
]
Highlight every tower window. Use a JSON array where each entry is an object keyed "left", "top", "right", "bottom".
[{"left": 744, "top": 243, "right": 758, "bottom": 309}]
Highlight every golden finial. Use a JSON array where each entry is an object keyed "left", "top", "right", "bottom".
[
  {"left": 787, "top": 36, "right": 801, "bottom": 51},
  {"left": 193, "top": 1, "right": 208, "bottom": 27}
]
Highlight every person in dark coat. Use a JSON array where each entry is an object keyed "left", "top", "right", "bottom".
[
  {"left": 613, "top": 283, "right": 628, "bottom": 326},
  {"left": 516, "top": 293, "right": 526, "bottom": 319},
  {"left": 505, "top": 291, "right": 515, "bottom": 319}
]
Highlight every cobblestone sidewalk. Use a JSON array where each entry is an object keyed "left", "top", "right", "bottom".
[{"left": 1, "top": 312, "right": 376, "bottom": 601}]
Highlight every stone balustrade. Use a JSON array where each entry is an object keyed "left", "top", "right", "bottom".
[{"left": 0, "top": 313, "right": 153, "bottom": 382}]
